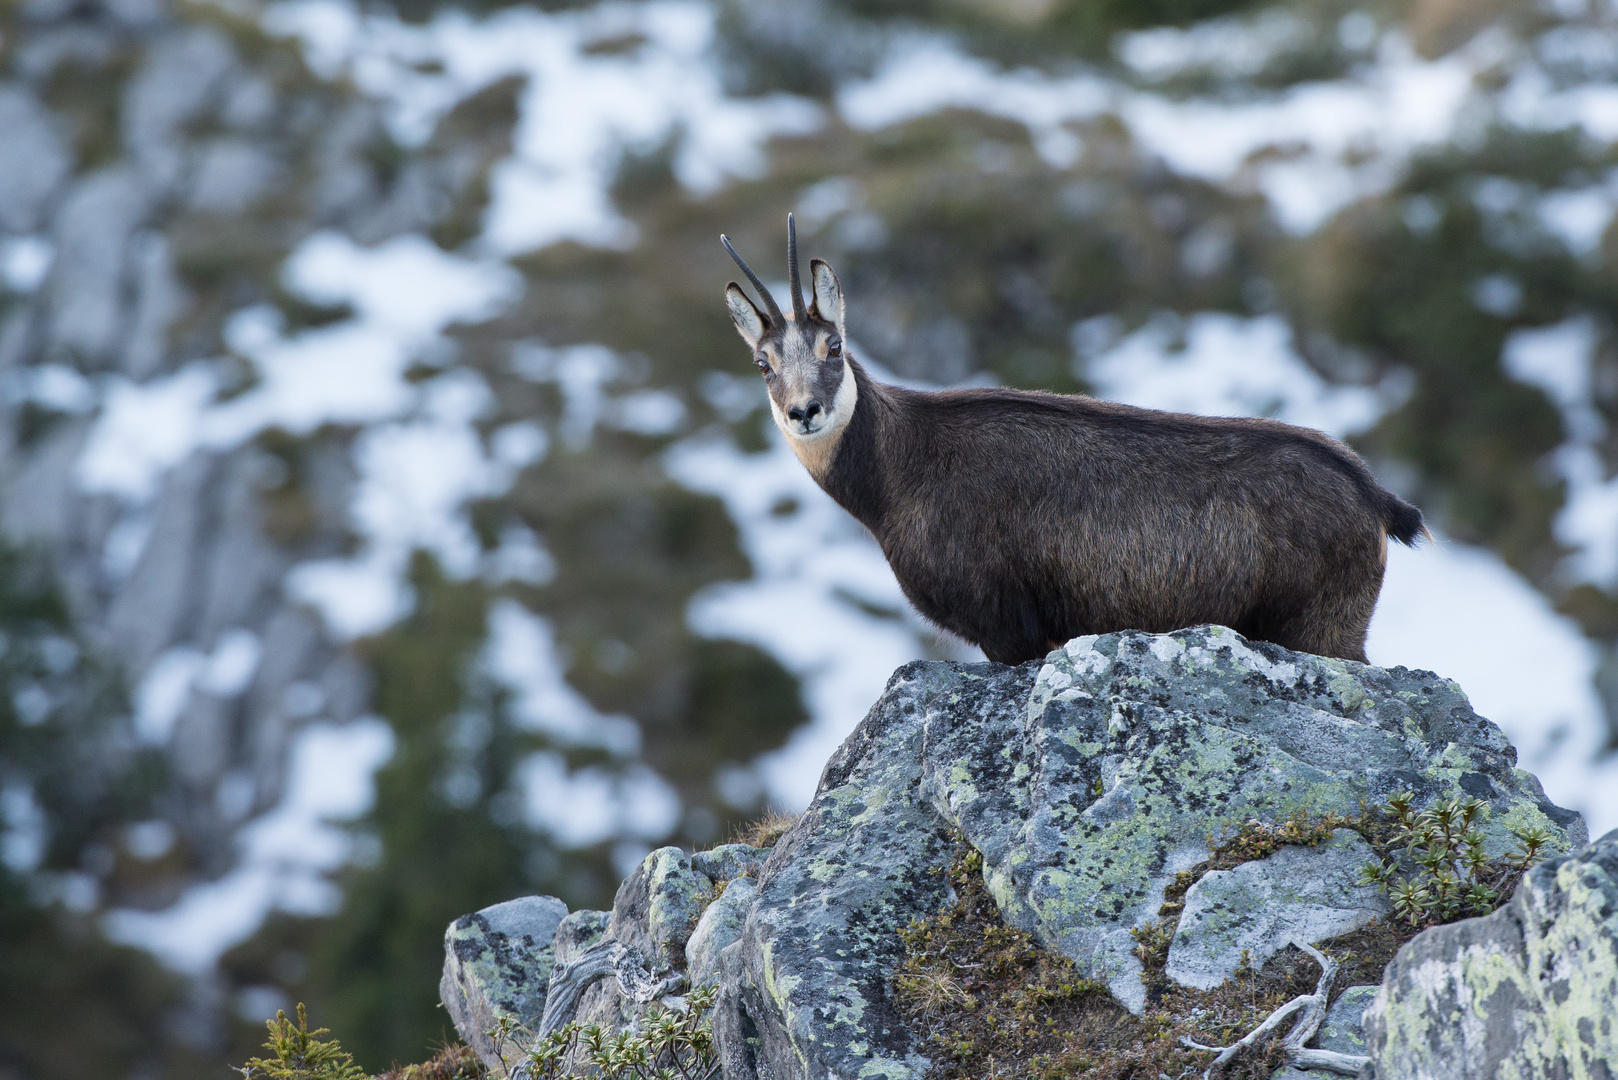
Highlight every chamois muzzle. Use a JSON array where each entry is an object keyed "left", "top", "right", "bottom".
[{"left": 787, "top": 400, "right": 823, "bottom": 430}]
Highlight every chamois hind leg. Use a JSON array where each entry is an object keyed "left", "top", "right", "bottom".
[{"left": 1273, "top": 568, "right": 1382, "bottom": 663}]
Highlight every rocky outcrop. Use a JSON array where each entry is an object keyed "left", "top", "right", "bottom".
[
  {"left": 1363, "top": 826, "right": 1618, "bottom": 1079},
  {"left": 441, "top": 625, "right": 1592, "bottom": 1080}
]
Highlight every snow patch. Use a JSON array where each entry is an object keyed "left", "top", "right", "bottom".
[
  {"left": 102, "top": 718, "right": 395, "bottom": 974},
  {"left": 264, "top": 0, "right": 821, "bottom": 254},
  {"left": 517, "top": 753, "right": 679, "bottom": 848},
  {"left": 1083, "top": 312, "right": 1391, "bottom": 438},
  {"left": 483, "top": 598, "right": 641, "bottom": 755}
]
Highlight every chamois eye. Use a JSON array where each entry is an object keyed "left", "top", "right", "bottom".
[
  {"left": 827, "top": 336, "right": 842, "bottom": 358},
  {"left": 754, "top": 354, "right": 772, "bottom": 376}
]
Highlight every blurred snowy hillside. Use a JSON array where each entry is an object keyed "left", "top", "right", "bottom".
[{"left": 1, "top": 0, "right": 1617, "bottom": 1072}]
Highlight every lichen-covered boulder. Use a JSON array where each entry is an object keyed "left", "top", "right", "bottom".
[
  {"left": 1166, "top": 830, "right": 1389, "bottom": 991},
  {"left": 439, "top": 895, "right": 568, "bottom": 1072},
  {"left": 924, "top": 627, "right": 1581, "bottom": 1013},
  {"left": 716, "top": 660, "right": 973, "bottom": 1080},
  {"left": 552, "top": 908, "right": 610, "bottom": 967},
  {"left": 1363, "top": 827, "right": 1618, "bottom": 1079},
  {"left": 717, "top": 625, "right": 1583, "bottom": 1079},
  {"left": 441, "top": 847, "right": 721, "bottom": 1071},
  {"left": 558, "top": 847, "right": 712, "bottom": 1035},
  {"left": 608, "top": 846, "right": 713, "bottom": 972}
]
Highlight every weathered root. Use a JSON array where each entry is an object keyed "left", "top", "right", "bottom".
[
  {"left": 1180, "top": 940, "right": 1372, "bottom": 1078},
  {"left": 537, "top": 941, "right": 686, "bottom": 1038}
]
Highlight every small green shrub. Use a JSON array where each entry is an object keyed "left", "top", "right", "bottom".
[
  {"left": 236, "top": 1003, "right": 368, "bottom": 1080},
  {"left": 1360, "top": 792, "right": 1550, "bottom": 928},
  {"left": 509, "top": 985, "right": 720, "bottom": 1080}
]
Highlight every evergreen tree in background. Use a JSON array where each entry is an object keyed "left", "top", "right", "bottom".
[{"left": 0, "top": 547, "right": 213, "bottom": 1079}]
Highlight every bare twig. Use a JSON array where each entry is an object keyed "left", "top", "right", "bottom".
[
  {"left": 1291, "top": 1047, "right": 1376, "bottom": 1075},
  {"left": 1180, "top": 939, "right": 1372, "bottom": 1079},
  {"left": 1179, "top": 996, "right": 1308, "bottom": 1071}
]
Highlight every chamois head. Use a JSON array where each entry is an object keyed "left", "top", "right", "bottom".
[{"left": 722, "top": 215, "right": 856, "bottom": 474}]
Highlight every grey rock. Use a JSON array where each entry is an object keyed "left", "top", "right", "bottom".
[
  {"left": 0, "top": 87, "right": 72, "bottom": 232},
  {"left": 453, "top": 851, "right": 723, "bottom": 1064},
  {"left": 0, "top": 418, "right": 90, "bottom": 551},
  {"left": 715, "top": 626, "right": 1582, "bottom": 1078},
  {"left": 560, "top": 848, "right": 712, "bottom": 1037},
  {"left": 121, "top": 231, "right": 186, "bottom": 380},
  {"left": 717, "top": 660, "right": 970, "bottom": 1080},
  {"left": 1317, "top": 985, "right": 1378, "bottom": 1057},
  {"left": 440, "top": 895, "right": 568, "bottom": 1073},
  {"left": 1363, "top": 827, "right": 1618, "bottom": 1079},
  {"left": 48, "top": 167, "right": 150, "bottom": 364},
  {"left": 690, "top": 843, "right": 769, "bottom": 883},
  {"left": 103, "top": 0, "right": 163, "bottom": 27},
  {"left": 106, "top": 452, "right": 214, "bottom": 670},
  {"left": 609, "top": 846, "right": 713, "bottom": 973},
  {"left": 122, "top": 26, "right": 237, "bottom": 189},
  {"left": 921, "top": 628, "right": 1583, "bottom": 1015},
  {"left": 1166, "top": 830, "right": 1390, "bottom": 990},
  {"left": 186, "top": 139, "right": 279, "bottom": 214},
  {"left": 171, "top": 689, "right": 233, "bottom": 787},
  {"left": 194, "top": 449, "right": 290, "bottom": 640},
  {"left": 551, "top": 909, "right": 610, "bottom": 967},
  {"left": 242, "top": 609, "right": 326, "bottom": 803},
  {"left": 319, "top": 651, "right": 374, "bottom": 724},
  {"left": 687, "top": 877, "right": 755, "bottom": 989}
]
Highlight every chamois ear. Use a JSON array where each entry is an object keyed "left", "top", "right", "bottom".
[
  {"left": 726, "top": 282, "right": 768, "bottom": 349},
  {"left": 810, "top": 259, "right": 842, "bottom": 330}
]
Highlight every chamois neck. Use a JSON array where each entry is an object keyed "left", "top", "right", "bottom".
[{"left": 811, "top": 359, "right": 899, "bottom": 532}]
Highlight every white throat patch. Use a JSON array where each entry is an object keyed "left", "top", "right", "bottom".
[{"left": 771, "top": 360, "right": 857, "bottom": 481}]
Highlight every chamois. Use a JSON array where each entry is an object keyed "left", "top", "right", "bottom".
[{"left": 720, "top": 215, "right": 1425, "bottom": 665}]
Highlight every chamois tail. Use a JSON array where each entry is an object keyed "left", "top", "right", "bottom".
[{"left": 1382, "top": 491, "right": 1429, "bottom": 547}]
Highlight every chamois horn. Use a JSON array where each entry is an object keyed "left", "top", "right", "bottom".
[
  {"left": 787, "top": 212, "right": 807, "bottom": 325},
  {"left": 721, "top": 233, "right": 783, "bottom": 327}
]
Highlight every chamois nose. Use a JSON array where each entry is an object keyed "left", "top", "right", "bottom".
[{"left": 788, "top": 400, "right": 823, "bottom": 425}]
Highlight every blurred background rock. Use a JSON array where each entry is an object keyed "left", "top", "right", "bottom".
[{"left": 0, "top": 0, "right": 1616, "bottom": 1073}]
